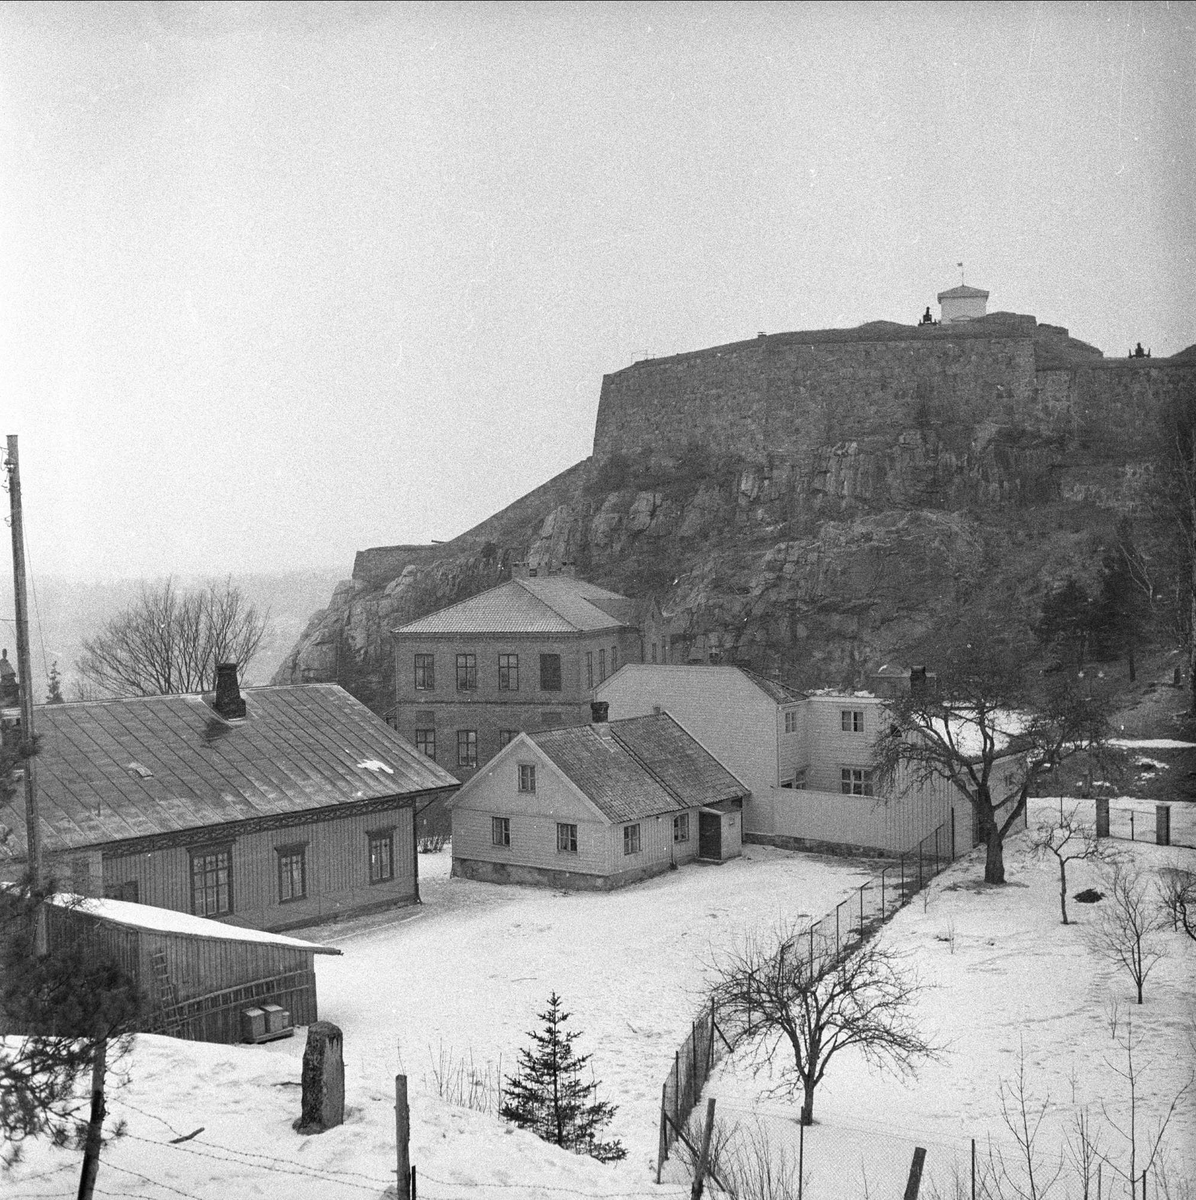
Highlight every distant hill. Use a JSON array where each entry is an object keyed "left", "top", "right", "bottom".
[{"left": 0, "top": 569, "right": 346, "bottom": 702}]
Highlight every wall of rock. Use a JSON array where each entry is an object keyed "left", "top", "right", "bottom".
[{"left": 273, "top": 316, "right": 1195, "bottom": 703}]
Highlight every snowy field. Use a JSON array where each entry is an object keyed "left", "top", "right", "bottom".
[
  {"left": 5, "top": 804, "right": 1194, "bottom": 1200},
  {"left": 700, "top": 799, "right": 1196, "bottom": 1200}
]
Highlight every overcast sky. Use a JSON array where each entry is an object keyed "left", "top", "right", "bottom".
[{"left": 3, "top": 1, "right": 1193, "bottom": 581}]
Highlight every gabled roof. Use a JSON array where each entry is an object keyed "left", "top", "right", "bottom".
[
  {"left": 530, "top": 714, "right": 746, "bottom": 824},
  {"left": 937, "top": 284, "right": 989, "bottom": 300},
  {"left": 596, "top": 664, "right": 805, "bottom": 705},
  {"left": 391, "top": 575, "right": 633, "bottom": 636},
  {"left": 0, "top": 684, "right": 458, "bottom": 856}
]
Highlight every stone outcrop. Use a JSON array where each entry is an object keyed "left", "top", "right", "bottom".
[{"left": 274, "top": 314, "right": 1196, "bottom": 697}]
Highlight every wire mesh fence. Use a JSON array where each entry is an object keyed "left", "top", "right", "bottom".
[{"left": 656, "top": 822, "right": 955, "bottom": 1179}]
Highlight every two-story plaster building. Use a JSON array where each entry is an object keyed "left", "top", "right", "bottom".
[
  {"left": 597, "top": 666, "right": 974, "bottom": 858},
  {"left": 391, "top": 569, "right": 662, "bottom": 787}
]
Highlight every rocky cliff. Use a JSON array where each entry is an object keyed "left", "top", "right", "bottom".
[{"left": 273, "top": 312, "right": 1196, "bottom": 708}]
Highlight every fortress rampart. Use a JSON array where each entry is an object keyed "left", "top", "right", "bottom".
[{"left": 592, "top": 313, "right": 1191, "bottom": 470}]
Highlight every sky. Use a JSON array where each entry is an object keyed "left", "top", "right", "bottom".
[{"left": 2, "top": 1, "right": 1194, "bottom": 581}]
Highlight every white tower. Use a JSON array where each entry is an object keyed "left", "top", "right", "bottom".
[{"left": 937, "top": 283, "right": 989, "bottom": 323}]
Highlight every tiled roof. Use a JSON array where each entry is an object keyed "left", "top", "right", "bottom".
[
  {"left": 392, "top": 576, "right": 632, "bottom": 635},
  {"left": 737, "top": 668, "right": 806, "bottom": 704},
  {"left": 595, "top": 664, "right": 805, "bottom": 705},
  {"left": 1, "top": 685, "right": 458, "bottom": 856},
  {"left": 937, "top": 285, "right": 989, "bottom": 299},
  {"left": 532, "top": 713, "right": 746, "bottom": 824}
]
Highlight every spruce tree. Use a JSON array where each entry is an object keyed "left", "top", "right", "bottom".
[
  {"left": 499, "top": 993, "right": 626, "bottom": 1163},
  {"left": 46, "top": 661, "right": 64, "bottom": 705}
]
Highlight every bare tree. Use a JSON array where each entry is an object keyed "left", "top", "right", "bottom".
[
  {"left": 76, "top": 577, "right": 269, "bottom": 698},
  {"left": 875, "top": 629, "right": 1118, "bottom": 884},
  {"left": 1157, "top": 866, "right": 1196, "bottom": 942},
  {"left": 1030, "top": 804, "right": 1108, "bottom": 925},
  {"left": 708, "top": 925, "right": 936, "bottom": 1126},
  {"left": 1085, "top": 866, "right": 1169, "bottom": 1004}
]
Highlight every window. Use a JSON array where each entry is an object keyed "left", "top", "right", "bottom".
[
  {"left": 415, "top": 729, "right": 436, "bottom": 760},
  {"left": 539, "top": 653, "right": 562, "bottom": 692},
  {"left": 841, "top": 768, "right": 874, "bottom": 796},
  {"left": 611, "top": 646, "right": 618, "bottom": 673},
  {"left": 414, "top": 654, "right": 435, "bottom": 690},
  {"left": 457, "top": 729, "right": 478, "bottom": 768},
  {"left": 673, "top": 813, "right": 690, "bottom": 843},
  {"left": 498, "top": 653, "right": 519, "bottom": 692},
  {"left": 598, "top": 649, "right": 606, "bottom": 683},
  {"left": 623, "top": 824, "right": 642, "bottom": 855},
  {"left": 499, "top": 729, "right": 518, "bottom": 747},
  {"left": 104, "top": 880, "right": 139, "bottom": 903},
  {"left": 586, "top": 651, "right": 593, "bottom": 689},
  {"left": 190, "top": 845, "right": 232, "bottom": 916},
  {"left": 784, "top": 710, "right": 798, "bottom": 734},
  {"left": 368, "top": 831, "right": 394, "bottom": 883},
  {"left": 456, "top": 653, "right": 477, "bottom": 691},
  {"left": 557, "top": 823, "right": 578, "bottom": 853},
  {"left": 518, "top": 764, "right": 536, "bottom": 793},
  {"left": 841, "top": 709, "right": 864, "bottom": 733},
  {"left": 276, "top": 844, "right": 307, "bottom": 903},
  {"left": 492, "top": 816, "right": 511, "bottom": 847}
]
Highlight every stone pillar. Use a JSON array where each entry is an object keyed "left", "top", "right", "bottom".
[
  {"left": 1095, "top": 798, "right": 1110, "bottom": 839},
  {"left": 294, "top": 1021, "right": 345, "bottom": 1134},
  {"left": 1156, "top": 805, "right": 1171, "bottom": 847}
]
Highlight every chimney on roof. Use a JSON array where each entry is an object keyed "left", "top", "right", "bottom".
[
  {"left": 590, "top": 700, "right": 609, "bottom": 724},
  {"left": 212, "top": 662, "right": 246, "bottom": 719},
  {"left": 909, "top": 665, "right": 928, "bottom": 698},
  {"left": 558, "top": 561, "right": 576, "bottom": 578}
]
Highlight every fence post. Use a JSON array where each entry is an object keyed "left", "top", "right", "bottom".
[
  {"left": 918, "top": 843, "right": 923, "bottom": 890},
  {"left": 657, "top": 1082, "right": 668, "bottom": 1182},
  {"left": 1156, "top": 805, "right": 1171, "bottom": 847},
  {"left": 1130, "top": 810, "right": 1135, "bottom": 841},
  {"left": 395, "top": 1074, "right": 410, "bottom": 1200},
  {"left": 707, "top": 998, "right": 716, "bottom": 1075},
  {"left": 691, "top": 1097, "right": 717, "bottom": 1200},
  {"left": 808, "top": 923, "right": 814, "bottom": 968},
  {"left": 673, "top": 1051, "right": 680, "bottom": 1131},
  {"left": 881, "top": 869, "right": 886, "bottom": 918},
  {"left": 970, "top": 1138, "right": 975, "bottom": 1200},
  {"left": 900, "top": 854, "right": 905, "bottom": 901},
  {"left": 859, "top": 883, "right": 864, "bottom": 933},
  {"left": 835, "top": 902, "right": 840, "bottom": 953},
  {"left": 903, "top": 1146, "right": 927, "bottom": 1200},
  {"left": 935, "top": 825, "right": 940, "bottom": 866},
  {"left": 1095, "top": 797, "right": 1110, "bottom": 838},
  {"left": 951, "top": 807, "right": 956, "bottom": 860},
  {"left": 692, "top": 1022, "right": 699, "bottom": 1104}
]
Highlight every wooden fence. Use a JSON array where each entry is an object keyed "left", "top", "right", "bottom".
[{"left": 655, "top": 820, "right": 955, "bottom": 1180}]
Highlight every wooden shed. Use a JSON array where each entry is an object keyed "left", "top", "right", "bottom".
[{"left": 45, "top": 894, "right": 341, "bottom": 1045}]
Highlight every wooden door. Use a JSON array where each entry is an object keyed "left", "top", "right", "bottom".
[{"left": 698, "top": 811, "right": 721, "bottom": 860}]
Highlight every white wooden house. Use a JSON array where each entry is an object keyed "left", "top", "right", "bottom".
[
  {"left": 448, "top": 711, "right": 747, "bottom": 889},
  {"left": 597, "top": 666, "right": 976, "bottom": 858}
]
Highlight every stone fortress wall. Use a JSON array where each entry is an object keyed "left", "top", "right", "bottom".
[{"left": 592, "top": 312, "right": 1194, "bottom": 484}]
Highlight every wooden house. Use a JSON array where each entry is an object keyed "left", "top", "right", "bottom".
[
  {"left": 597, "top": 666, "right": 976, "bottom": 858},
  {"left": 44, "top": 893, "right": 342, "bottom": 1045},
  {"left": 449, "top": 710, "right": 747, "bottom": 890},
  {"left": 0, "top": 670, "right": 459, "bottom": 932}
]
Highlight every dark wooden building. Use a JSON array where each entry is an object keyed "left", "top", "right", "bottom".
[
  {"left": 0, "top": 675, "right": 458, "bottom": 932},
  {"left": 45, "top": 894, "right": 341, "bottom": 1044}
]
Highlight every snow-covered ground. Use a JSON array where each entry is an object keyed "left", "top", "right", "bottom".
[
  {"left": 700, "top": 799, "right": 1196, "bottom": 1199},
  {"left": 6, "top": 804, "right": 1194, "bottom": 1200}
]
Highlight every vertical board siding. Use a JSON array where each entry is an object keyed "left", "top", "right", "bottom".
[
  {"left": 100, "top": 798, "right": 417, "bottom": 932},
  {"left": 453, "top": 808, "right": 610, "bottom": 875},
  {"left": 40, "top": 907, "right": 320, "bottom": 1045}
]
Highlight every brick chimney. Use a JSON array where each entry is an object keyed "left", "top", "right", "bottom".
[
  {"left": 212, "top": 662, "right": 246, "bottom": 719},
  {"left": 590, "top": 700, "right": 609, "bottom": 724}
]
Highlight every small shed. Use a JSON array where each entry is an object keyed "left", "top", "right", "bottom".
[{"left": 45, "top": 894, "right": 342, "bottom": 1045}]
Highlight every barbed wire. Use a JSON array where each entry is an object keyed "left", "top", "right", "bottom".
[{"left": 97, "top": 1158, "right": 206, "bottom": 1200}]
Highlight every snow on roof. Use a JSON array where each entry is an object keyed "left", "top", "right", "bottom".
[
  {"left": 1110, "top": 738, "right": 1196, "bottom": 750},
  {"left": 49, "top": 893, "right": 342, "bottom": 954},
  {"left": 392, "top": 575, "right": 632, "bottom": 636}
]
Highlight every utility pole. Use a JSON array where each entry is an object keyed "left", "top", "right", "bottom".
[{"left": 5, "top": 435, "right": 44, "bottom": 953}]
